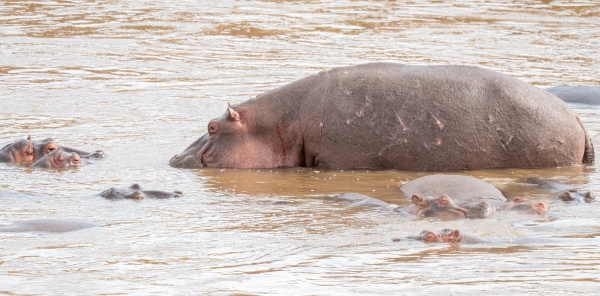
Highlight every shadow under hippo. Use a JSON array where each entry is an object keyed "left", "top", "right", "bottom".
[
  {"left": 399, "top": 175, "right": 549, "bottom": 219},
  {"left": 98, "top": 184, "right": 183, "bottom": 200},
  {"left": 0, "top": 219, "right": 101, "bottom": 233}
]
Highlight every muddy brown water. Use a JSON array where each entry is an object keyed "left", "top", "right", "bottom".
[{"left": 1, "top": 0, "right": 600, "bottom": 294}]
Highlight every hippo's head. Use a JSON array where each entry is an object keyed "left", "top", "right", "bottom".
[
  {"left": 411, "top": 194, "right": 469, "bottom": 219},
  {"left": 170, "top": 104, "right": 289, "bottom": 168},
  {"left": 32, "top": 149, "right": 82, "bottom": 168},
  {"left": 415, "top": 229, "right": 462, "bottom": 243},
  {"left": 505, "top": 197, "right": 549, "bottom": 215}
]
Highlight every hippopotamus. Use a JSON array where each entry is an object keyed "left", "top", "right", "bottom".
[
  {"left": 559, "top": 190, "right": 595, "bottom": 203},
  {"left": 399, "top": 175, "right": 549, "bottom": 218},
  {"left": 524, "top": 178, "right": 595, "bottom": 203},
  {"left": 32, "top": 149, "right": 83, "bottom": 168},
  {"left": 0, "top": 219, "right": 100, "bottom": 233},
  {"left": 401, "top": 228, "right": 485, "bottom": 244},
  {"left": 0, "top": 136, "right": 59, "bottom": 164},
  {"left": 98, "top": 184, "right": 183, "bottom": 200},
  {"left": 170, "top": 62, "right": 594, "bottom": 170},
  {"left": 546, "top": 86, "right": 600, "bottom": 105},
  {"left": 0, "top": 136, "right": 104, "bottom": 165},
  {"left": 33, "top": 137, "right": 105, "bottom": 159}
]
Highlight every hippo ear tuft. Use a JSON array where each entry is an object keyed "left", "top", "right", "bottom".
[
  {"left": 227, "top": 103, "right": 240, "bottom": 122},
  {"left": 27, "top": 135, "right": 31, "bottom": 141}
]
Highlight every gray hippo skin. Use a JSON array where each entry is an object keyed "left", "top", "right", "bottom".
[
  {"left": 401, "top": 228, "right": 486, "bottom": 244},
  {"left": 99, "top": 184, "right": 183, "bottom": 200},
  {"left": 0, "top": 136, "right": 59, "bottom": 164},
  {"left": 170, "top": 62, "right": 594, "bottom": 170},
  {"left": 333, "top": 192, "right": 393, "bottom": 207},
  {"left": 0, "top": 219, "right": 100, "bottom": 233},
  {"left": 32, "top": 149, "right": 83, "bottom": 168},
  {"left": 400, "top": 175, "right": 549, "bottom": 218},
  {"left": 546, "top": 86, "right": 600, "bottom": 105}
]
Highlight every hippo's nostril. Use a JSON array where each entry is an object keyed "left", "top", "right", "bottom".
[{"left": 173, "top": 190, "right": 183, "bottom": 197}]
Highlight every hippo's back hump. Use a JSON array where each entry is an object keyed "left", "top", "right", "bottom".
[
  {"left": 314, "top": 63, "right": 585, "bottom": 170},
  {"left": 400, "top": 174, "right": 506, "bottom": 202},
  {"left": 0, "top": 219, "right": 100, "bottom": 233}
]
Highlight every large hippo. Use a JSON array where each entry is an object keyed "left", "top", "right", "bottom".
[
  {"left": 546, "top": 86, "right": 600, "bottom": 105},
  {"left": 98, "top": 184, "right": 183, "bottom": 200},
  {"left": 399, "top": 175, "right": 549, "bottom": 218},
  {"left": 0, "top": 219, "right": 100, "bottom": 233},
  {"left": 170, "top": 63, "right": 593, "bottom": 170}
]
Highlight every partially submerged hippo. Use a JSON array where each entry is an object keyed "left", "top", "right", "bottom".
[
  {"left": 401, "top": 229, "right": 485, "bottom": 244},
  {"left": 170, "top": 62, "right": 593, "bottom": 170},
  {"left": 559, "top": 190, "right": 595, "bottom": 203},
  {"left": 400, "top": 175, "right": 549, "bottom": 218},
  {"left": 0, "top": 219, "right": 100, "bottom": 233},
  {"left": 524, "top": 178, "right": 596, "bottom": 203},
  {"left": 32, "top": 149, "right": 83, "bottom": 168},
  {"left": 546, "top": 86, "right": 600, "bottom": 105},
  {"left": 98, "top": 184, "right": 183, "bottom": 200},
  {"left": 0, "top": 136, "right": 104, "bottom": 165}
]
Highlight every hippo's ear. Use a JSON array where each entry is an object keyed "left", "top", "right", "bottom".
[
  {"left": 512, "top": 197, "right": 529, "bottom": 204},
  {"left": 411, "top": 194, "right": 423, "bottom": 205},
  {"left": 448, "top": 229, "right": 461, "bottom": 241},
  {"left": 227, "top": 103, "right": 240, "bottom": 122},
  {"left": 27, "top": 134, "right": 31, "bottom": 141}
]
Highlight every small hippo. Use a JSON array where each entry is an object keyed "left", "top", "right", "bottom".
[
  {"left": 32, "top": 149, "right": 83, "bottom": 168},
  {"left": 546, "top": 86, "right": 600, "bottom": 105},
  {"left": 403, "top": 229, "right": 486, "bottom": 244},
  {"left": 400, "top": 175, "right": 548, "bottom": 218},
  {"left": 500, "top": 197, "right": 550, "bottom": 215},
  {"left": 559, "top": 190, "right": 595, "bottom": 203},
  {"left": 0, "top": 219, "right": 100, "bottom": 233},
  {"left": 98, "top": 184, "right": 183, "bottom": 200},
  {"left": 0, "top": 136, "right": 59, "bottom": 164}
]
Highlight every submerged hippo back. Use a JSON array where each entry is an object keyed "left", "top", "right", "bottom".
[
  {"left": 400, "top": 174, "right": 506, "bottom": 202},
  {"left": 310, "top": 63, "right": 588, "bottom": 170}
]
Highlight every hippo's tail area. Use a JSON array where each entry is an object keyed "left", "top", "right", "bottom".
[{"left": 577, "top": 116, "right": 595, "bottom": 164}]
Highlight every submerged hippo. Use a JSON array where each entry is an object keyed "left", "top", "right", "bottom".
[
  {"left": 0, "top": 136, "right": 104, "bottom": 165},
  {"left": 98, "top": 184, "right": 183, "bottom": 200},
  {"left": 32, "top": 149, "right": 83, "bottom": 168},
  {"left": 546, "top": 86, "right": 600, "bottom": 105},
  {"left": 0, "top": 219, "right": 100, "bottom": 233},
  {"left": 170, "top": 62, "right": 593, "bottom": 170},
  {"left": 0, "top": 136, "right": 59, "bottom": 164},
  {"left": 401, "top": 229, "right": 485, "bottom": 244},
  {"left": 559, "top": 190, "right": 595, "bottom": 203},
  {"left": 400, "top": 175, "right": 549, "bottom": 218}
]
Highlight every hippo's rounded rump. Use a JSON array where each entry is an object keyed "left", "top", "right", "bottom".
[
  {"left": 171, "top": 63, "right": 592, "bottom": 171},
  {"left": 400, "top": 174, "right": 506, "bottom": 202}
]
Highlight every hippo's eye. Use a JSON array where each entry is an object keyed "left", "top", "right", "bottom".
[{"left": 208, "top": 122, "right": 219, "bottom": 135}]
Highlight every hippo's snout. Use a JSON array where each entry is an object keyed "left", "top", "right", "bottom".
[{"left": 170, "top": 154, "right": 204, "bottom": 168}]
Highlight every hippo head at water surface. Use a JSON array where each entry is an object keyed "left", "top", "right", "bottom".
[
  {"left": 0, "top": 136, "right": 59, "bottom": 164},
  {"left": 170, "top": 104, "right": 301, "bottom": 168},
  {"left": 32, "top": 149, "right": 83, "bottom": 168}
]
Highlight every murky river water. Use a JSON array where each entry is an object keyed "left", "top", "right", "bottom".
[{"left": 1, "top": 0, "right": 600, "bottom": 294}]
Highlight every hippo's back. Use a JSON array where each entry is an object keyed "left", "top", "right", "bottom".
[
  {"left": 0, "top": 219, "right": 100, "bottom": 233},
  {"left": 311, "top": 63, "right": 588, "bottom": 170},
  {"left": 400, "top": 174, "right": 506, "bottom": 202}
]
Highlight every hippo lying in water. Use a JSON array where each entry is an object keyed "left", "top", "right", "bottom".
[
  {"left": 98, "top": 184, "right": 183, "bottom": 200},
  {"left": 399, "top": 175, "right": 549, "bottom": 219},
  {"left": 0, "top": 136, "right": 104, "bottom": 165},
  {"left": 170, "top": 62, "right": 593, "bottom": 170},
  {"left": 0, "top": 219, "right": 101, "bottom": 233}
]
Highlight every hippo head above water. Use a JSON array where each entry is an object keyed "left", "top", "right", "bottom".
[
  {"left": 0, "top": 136, "right": 59, "bottom": 164},
  {"left": 32, "top": 149, "right": 83, "bottom": 168},
  {"left": 170, "top": 104, "right": 293, "bottom": 168}
]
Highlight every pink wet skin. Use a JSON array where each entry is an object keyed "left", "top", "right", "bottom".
[
  {"left": 14, "top": 140, "right": 35, "bottom": 164},
  {"left": 505, "top": 197, "right": 550, "bottom": 215},
  {"left": 412, "top": 194, "right": 469, "bottom": 219}
]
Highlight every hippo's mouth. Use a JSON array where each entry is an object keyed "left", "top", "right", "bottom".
[{"left": 169, "top": 154, "right": 204, "bottom": 168}]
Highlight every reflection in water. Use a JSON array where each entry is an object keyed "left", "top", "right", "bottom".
[{"left": 1, "top": 0, "right": 600, "bottom": 294}]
